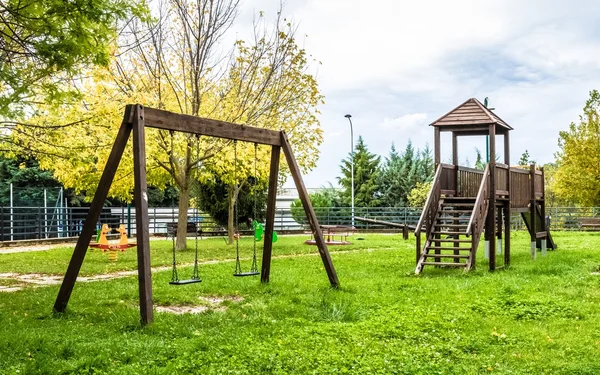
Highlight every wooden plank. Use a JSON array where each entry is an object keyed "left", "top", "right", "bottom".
[
  {"left": 535, "top": 231, "right": 547, "bottom": 238},
  {"left": 504, "top": 131, "right": 511, "bottom": 267},
  {"left": 132, "top": 105, "right": 154, "bottom": 326},
  {"left": 261, "top": 145, "right": 281, "bottom": 283},
  {"left": 54, "top": 106, "right": 133, "bottom": 313},
  {"left": 142, "top": 106, "right": 281, "bottom": 146},
  {"left": 280, "top": 131, "right": 339, "bottom": 287},
  {"left": 434, "top": 127, "right": 440, "bottom": 166}
]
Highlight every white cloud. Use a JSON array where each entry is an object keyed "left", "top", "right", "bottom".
[
  {"left": 229, "top": 0, "right": 600, "bottom": 188},
  {"left": 380, "top": 113, "right": 429, "bottom": 132}
]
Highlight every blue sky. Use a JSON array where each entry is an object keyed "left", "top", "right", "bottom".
[{"left": 232, "top": 0, "right": 600, "bottom": 188}]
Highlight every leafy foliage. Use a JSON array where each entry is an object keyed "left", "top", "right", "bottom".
[
  {"left": 378, "top": 141, "right": 434, "bottom": 207},
  {"left": 0, "top": 156, "right": 61, "bottom": 206},
  {"left": 338, "top": 136, "right": 381, "bottom": 208},
  {"left": 197, "top": 177, "right": 267, "bottom": 228},
  {"left": 290, "top": 184, "right": 343, "bottom": 225},
  {"left": 0, "top": 0, "right": 149, "bottom": 118},
  {"left": 554, "top": 90, "right": 600, "bottom": 206},
  {"left": 5, "top": 2, "right": 324, "bottom": 248},
  {"left": 518, "top": 150, "right": 535, "bottom": 166},
  {"left": 407, "top": 182, "right": 431, "bottom": 207}
]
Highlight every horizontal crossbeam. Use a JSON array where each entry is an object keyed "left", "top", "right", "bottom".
[{"left": 132, "top": 105, "right": 282, "bottom": 146}]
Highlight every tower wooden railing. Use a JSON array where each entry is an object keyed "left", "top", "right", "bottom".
[
  {"left": 465, "top": 164, "right": 490, "bottom": 269},
  {"left": 457, "top": 166, "right": 484, "bottom": 197},
  {"left": 495, "top": 163, "right": 509, "bottom": 196}
]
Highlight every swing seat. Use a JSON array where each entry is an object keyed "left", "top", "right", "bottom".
[
  {"left": 233, "top": 271, "right": 260, "bottom": 277},
  {"left": 169, "top": 278, "right": 202, "bottom": 285}
]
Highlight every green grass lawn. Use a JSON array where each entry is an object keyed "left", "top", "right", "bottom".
[{"left": 1, "top": 231, "right": 600, "bottom": 374}]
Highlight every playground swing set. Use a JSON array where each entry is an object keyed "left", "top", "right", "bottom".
[
  {"left": 53, "top": 104, "right": 339, "bottom": 325},
  {"left": 53, "top": 98, "right": 559, "bottom": 326}
]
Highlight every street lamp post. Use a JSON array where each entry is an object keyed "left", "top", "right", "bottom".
[{"left": 344, "top": 114, "right": 355, "bottom": 227}]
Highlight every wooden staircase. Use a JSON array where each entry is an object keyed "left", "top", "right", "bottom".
[
  {"left": 415, "top": 197, "right": 476, "bottom": 273},
  {"left": 415, "top": 164, "right": 490, "bottom": 275}
]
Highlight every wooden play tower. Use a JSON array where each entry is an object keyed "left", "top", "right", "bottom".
[{"left": 415, "top": 98, "right": 556, "bottom": 274}]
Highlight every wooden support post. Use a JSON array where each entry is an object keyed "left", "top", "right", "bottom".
[
  {"left": 416, "top": 233, "right": 421, "bottom": 265},
  {"left": 540, "top": 167, "right": 547, "bottom": 256},
  {"left": 452, "top": 132, "right": 458, "bottom": 196},
  {"left": 497, "top": 207, "right": 503, "bottom": 256},
  {"left": 504, "top": 132, "right": 511, "bottom": 267},
  {"left": 132, "top": 105, "right": 153, "bottom": 326},
  {"left": 434, "top": 127, "right": 441, "bottom": 167},
  {"left": 261, "top": 145, "right": 280, "bottom": 283},
  {"left": 504, "top": 203, "right": 511, "bottom": 267},
  {"left": 488, "top": 124, "right": 497, "bottom": 271},
  {"left": 54, "top": 107, "right": 133, "bottom": 314},
  {"left": 280, "top": 132, "right": 339, "bottom": 288},
  {"left": 530, "top": 163, "right": 537, "bottom": 260}
]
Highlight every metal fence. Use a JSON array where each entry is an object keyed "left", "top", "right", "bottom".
[{"left": 1, "top": 205, "right": 599, "bottom": 242}]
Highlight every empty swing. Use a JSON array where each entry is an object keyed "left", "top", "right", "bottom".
[
  {"left": 169, "top": 134, "right": 202, "bottom": 285},
  {"left": 233, "top": 141, "right": 260, "bottom": 277}
]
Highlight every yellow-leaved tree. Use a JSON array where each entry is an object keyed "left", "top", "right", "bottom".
[
  {"left": 6, "top": 0, "right": 324, "bottom": 249},
  {"left": 554, "top": 90, "right": 600, "bottom": 206}
]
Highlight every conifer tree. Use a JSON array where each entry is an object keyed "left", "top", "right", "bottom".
[{"left": 338, "top": 136, "right": 381, "bottom": 207}]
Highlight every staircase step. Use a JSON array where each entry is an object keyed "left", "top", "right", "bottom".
[
  {"left": 425, "top": 254, "right": 469, "bottom": 259},
  {"left": 434, "top": 224, "right": 468, "bottom": 228},
  {"left": 439, "top": 209, "right": 474, "bottom": 213},
  {"left": 444, "top": 196, "right": 476, "bottom": 200},
  {"left": 442, "top": 203, "right": 475, "bottom": 207},
  {"left": 426, "top": 246, "right": 471, "bottom": 251},
  {"left": 421, "top": 262, "right": 467, "bottom": 267},
  {"left": 432, "top": 231, "right": 468, "bottom": 236},
  {"left": 438, "top": 214, "right": 471, "bottom": 218},
  {"left": 433, "top": 239, "right": 472, "bottom": 243}
]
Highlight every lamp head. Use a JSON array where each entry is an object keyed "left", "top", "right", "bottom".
[{"left": 344, "top": 114, "right": 352, "bottom": 119}]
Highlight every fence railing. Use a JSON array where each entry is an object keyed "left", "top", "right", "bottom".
[{"left": 1, "top": 205, "right": 599, "bottom": 242}]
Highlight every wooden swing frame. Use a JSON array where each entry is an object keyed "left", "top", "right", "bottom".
[{"left": 53, "top": 104, "right": 339, "bottom": 325}]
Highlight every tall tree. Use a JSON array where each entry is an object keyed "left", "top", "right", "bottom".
[
  {"left": 0, "top": 0, "right": 148, "bottom": 118},
  {"left": 378, "top": 141, "right": 434, "bottom": 207},
  {"left": 378, "top": 143, "right": 404, "bottom": 206},
  {"left": 518, "top": 150, "right": 534, "bottom": 166},
  {"left": 338, "top": 136, "right": 381, "bottom": 207},
  {"left": 554, "top": 90, "right": 600, "bottom": 206},
  {"left": 474, "top": 148, "right": 485, "bottom": 170},
  {"left": 5, "top": 2, "right": 324, "bottom": 248}
]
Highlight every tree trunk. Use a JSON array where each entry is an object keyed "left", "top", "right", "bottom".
[
  {"left": 227, "top": 184, "right": 241, "bottom": 245},
  {"left": 176, "top": 184, "right": 190, "bottom": 250}
]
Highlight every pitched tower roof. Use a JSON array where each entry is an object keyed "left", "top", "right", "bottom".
[{"left": 430, "top": 98, "right": 513, "bottom": 131}]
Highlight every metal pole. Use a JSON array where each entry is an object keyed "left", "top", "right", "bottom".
[
  {"left": 64, "top": 196, "right": 68, "bottom": 237},
  {"left": 10, "top": 183, "right": 13, "bottom": 241},
  {"left": 127, "top": 203, "right": 131, "bottom": 237},
  {"left": 344, "top": 114, "right": 355, "bottom": 227},
  {"left": 44, "top": 189, "right": 48, "bottom": 238}
]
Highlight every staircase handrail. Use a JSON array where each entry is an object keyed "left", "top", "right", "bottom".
[
  {"left": 466, "top": 163, "right": 490, "bottom": 236},
  {"left": 415, "top": 164, "right": 443, "bottom": 237}
]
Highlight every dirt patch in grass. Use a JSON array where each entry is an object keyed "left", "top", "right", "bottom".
[{"left": 156, "top": 295, "right": 244, "bottom": 314}]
